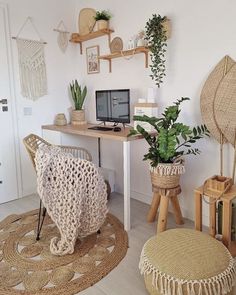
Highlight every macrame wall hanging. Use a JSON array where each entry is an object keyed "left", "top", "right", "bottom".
[
  {"left": 53, "top": 21, "right": 70, "bottom": 53},
  {"left": 12, "top": 17, "right": 47, "bottom": 101}
]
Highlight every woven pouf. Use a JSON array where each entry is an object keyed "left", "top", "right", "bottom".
[{"left": 139, "top": 229, "right": 236, "bottom": 295}]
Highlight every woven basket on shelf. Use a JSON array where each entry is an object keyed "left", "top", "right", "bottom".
[{"left": 150, "top": 161, "right": 185, "bottom": 189}]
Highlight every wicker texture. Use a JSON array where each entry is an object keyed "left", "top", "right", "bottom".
[
  {"left": 150, "top": 163, "right": 185, "bottom": 189},
  {"left": 0, "top": 210, "right": 128, "bottom": 294},
  {"left": 79, "top": 8, "right": 96, "bottom": 35},
  {"left": 23, "top": 133, "right": 92, "bottom": 169},
  {"left": 214, "top": 63, "right": 236, "bottom": 145},
  {"left": 140, "top": 229, "right": 236, "bottom": 295},
  {"left": 110, "top": 37, "right": 123, "bottom": 53},
  {"left": 200, "top": 55, "right": 235, "bottom": 143}
]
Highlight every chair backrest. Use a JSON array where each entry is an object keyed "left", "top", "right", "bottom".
[{"left": 23, "top": 134, "right": 92, "bottom": 170}]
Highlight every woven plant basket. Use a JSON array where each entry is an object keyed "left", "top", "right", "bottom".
[
  {"left": 71, "top": 109, "right": 86, "bottom": 125},
  {"left": 150, "top": 161, "right": 185, "bottom": 189}
]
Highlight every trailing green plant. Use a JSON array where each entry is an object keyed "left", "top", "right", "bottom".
[
  {"left": 129, "top": 97, "right": 210, "bottom": 167},
  {"left": 94, "top": 10, "right": 112, "bottom": 21},
  {"left": 145, "top": 14, "right": 168, "bottom": 87},
  {"left": 69, "top": 80, "right": 87, "bottom": 111}
]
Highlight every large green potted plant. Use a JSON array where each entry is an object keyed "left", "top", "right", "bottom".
[
  {"left": 70, "top": 80, "right": 87, "bottom": 125},
  {"left": 129, "top": 97, "right": 209, "bottom": 189},
  {"left": 94, "top": 10, "right": 112, "bottom": 30},
  {"left": 145, "top": 14, "right": 171, "bottom": 87}
]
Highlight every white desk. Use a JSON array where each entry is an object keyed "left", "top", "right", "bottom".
[{"left": 42, "top": 124, "right": 144, "bottom": 231}]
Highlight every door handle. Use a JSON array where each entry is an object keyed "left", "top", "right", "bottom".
[{"left": 0, "top": 99, "right": 7, "bottom": 104}]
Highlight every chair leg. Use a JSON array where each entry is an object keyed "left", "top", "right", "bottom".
[{"left": 36, "top": 200, "right": 47, "bottom": 241}]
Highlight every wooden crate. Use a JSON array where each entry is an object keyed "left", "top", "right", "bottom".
[{"left": 206, "top": 175, "right": 233, "bottom": 192}]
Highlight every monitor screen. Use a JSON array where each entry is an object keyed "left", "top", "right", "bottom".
[{"left": 96, "top": 89, "right": 130, "bottom": 123}]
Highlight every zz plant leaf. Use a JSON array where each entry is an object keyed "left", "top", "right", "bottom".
[{"left": 129, "top": 97, "right": 210, "bottom": 167}]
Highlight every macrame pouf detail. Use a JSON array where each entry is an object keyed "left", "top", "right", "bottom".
[{"left": 139, "top": 229, "right": 236, "bottom": 295}]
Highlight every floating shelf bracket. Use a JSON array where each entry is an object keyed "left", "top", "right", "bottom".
[
  {"left": 70, "top": 29, "right": 114, "bottom": 55},
  {"left": 98, "top": 47, "right": 149, "bottom": 73}
]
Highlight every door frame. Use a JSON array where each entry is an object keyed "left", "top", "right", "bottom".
[{"left": 0, "top": 2, "right": 22, "bottom": 198}]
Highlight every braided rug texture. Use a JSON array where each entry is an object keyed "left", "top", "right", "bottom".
[
  {"left": 35, "top": 146, "right": 108, "bottom": 256},
  {"left": 0, "top": 210, "right": 128, "bottom": 294}
]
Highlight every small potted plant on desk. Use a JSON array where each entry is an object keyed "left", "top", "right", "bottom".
[
  {"left": 94, "top": 10, "right": 112, "bottom": 30},
  {"left": 70, "top": 80, "right": 87, "bottom": 125},
  {"left": 129, "top": 97, "right": 210, "bottom": 189}
]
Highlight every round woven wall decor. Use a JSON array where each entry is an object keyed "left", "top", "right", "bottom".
[
  {"left": 200, "top": 55, "right": 235, "bottom": 143},
  {"left": 0, "top": 210, "right": 128, "bottom": 294},
  {"left": 214, "top": 63, "right": 236, "bottom": 146},
  {"left": 110, "top": 37, "right": 123, "bottom": 53}
]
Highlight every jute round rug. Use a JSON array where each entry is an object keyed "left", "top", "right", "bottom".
[{"left": 0, "top": 209, "right": 128, "bottom": 295}]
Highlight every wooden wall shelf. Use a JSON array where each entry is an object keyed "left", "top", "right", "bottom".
[
  {"left": 70, "top": 29, "right": 114, "bottom": 54},
  {"left": 98, "top": 47, "right": 149, "bottom": 73}
]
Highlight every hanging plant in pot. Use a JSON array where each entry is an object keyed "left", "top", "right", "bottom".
[
  {"left": 94, "top": 10, "right": 112, "bottom": 31},
  {"left": 129, "top": 97, "right": 210, "bottom": 189},
  {"left": 70, "top": 80, "right": 87, "bottom": 125},
  {"left": 145, "top": 14, "right": 171, "bottom": 87}
]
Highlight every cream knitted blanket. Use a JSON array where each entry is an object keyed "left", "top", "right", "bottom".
[{"left": 35, "top": 146, "right": 108, "bottom": 256}]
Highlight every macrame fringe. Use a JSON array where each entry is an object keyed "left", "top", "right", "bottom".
[
  {"left": 16, "top": 38, "right": 47, "bottom": 100},
  {"left": 139, "top": 247, "right": 236, "bottom": 295},
  {"left": 150, "top": 163, "right": 185, "bottom": 176}
]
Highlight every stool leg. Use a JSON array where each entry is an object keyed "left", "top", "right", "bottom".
[
  {"left": 209, "top": 198, "right": 216, "bottom": 237},
  {"left": 147, "top": 192, "right": 161, "bottom": 222},
  {"left": 157, "top": 194, "right": 169, "bottom": 233},
  {"left": 195, "top": 191, "right": 202, "bottom": 231},
  {"left": 222, "top": 200, "right": 232, "bottom": 249},
  {"left": 171, "top": 196, "right": 184, "bottom": 225}
]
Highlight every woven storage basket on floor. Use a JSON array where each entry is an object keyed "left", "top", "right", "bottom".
[
  {"left": 150, "top": 162, "right": 185, "bottom": 189},
  {"left": 139, "top": 229, "right": 236, "bottom": 295}
]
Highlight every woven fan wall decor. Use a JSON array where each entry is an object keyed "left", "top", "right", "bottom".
[
  {"left": 214, "top": 63, "right": 236, "bottom": 146},
  {"left": 110, "top": 37, "right": 123, "bottom": 53},
  {"left": 200, "top": 55, "right": 235, "bottom": 143},
  {"left": 79, "top": 8, "right": 96, "bottom": 35}
]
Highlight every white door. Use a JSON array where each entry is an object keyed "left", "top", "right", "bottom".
[{"left": 0, "top": 4, "right": 19, "bottom": 203}]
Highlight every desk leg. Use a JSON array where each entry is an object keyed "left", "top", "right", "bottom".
[
  {"left": 123, "top": 141, "right": 130, "bottom": 231},
  {"left": 195, "top": 191, "right": 202, "bottom": 231}
]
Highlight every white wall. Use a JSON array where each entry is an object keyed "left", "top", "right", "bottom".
[
  {"left": 74, "top": 0, "right": 236, "bottom": 224},
  {"left": 4, "top": 0, "right": 78, "bottom": 196}
]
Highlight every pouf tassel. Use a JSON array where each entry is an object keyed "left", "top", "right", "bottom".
[
  {"left": 160, "top": 275, "right": 164, "bottom": 294},
  {"left": 203, "top": 284, "right": 209, "bottom": 295},
  {"left": 198, "top": 283, "right": 202, "bottom": 295},
  {"left": 177, "top": 282, "right": 183, "bottom": 295}
]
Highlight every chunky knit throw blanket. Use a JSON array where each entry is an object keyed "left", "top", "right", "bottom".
[{"left": 35, "top": 146, "right": 108, "bottom": 256}]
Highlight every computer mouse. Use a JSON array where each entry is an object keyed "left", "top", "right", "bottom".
[{"left": 113, "top": 127, "right": 121, "bottom": 132}]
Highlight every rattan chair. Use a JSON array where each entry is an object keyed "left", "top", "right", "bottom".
[{"left": 23, "top": 133, "right": 92, "bottom": 240}]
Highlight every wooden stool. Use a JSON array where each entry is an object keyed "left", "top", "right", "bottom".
[
  {"left": 194, "top": 185, "right": 236, "bottom": 257},
  {"left": 147, "top": 185, "right": 184, "bottom": 233}
]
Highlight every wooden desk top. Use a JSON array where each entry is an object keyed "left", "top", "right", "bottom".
[{"left": 42, "top": 124, "right": 144, "bottom": 142}]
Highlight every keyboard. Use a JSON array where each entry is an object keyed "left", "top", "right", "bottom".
[{"left": 88, "top": 126, "right": 114, "bottom": 131}]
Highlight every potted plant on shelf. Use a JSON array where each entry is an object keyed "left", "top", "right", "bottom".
[
  {"left": 145, "top": 14, "right": 171, "bottom": 87},
  {"left": 94, "top": 10, "right": 112, "bottom": 30},
  {"left": 129, "top": 97, "right": 210, "bottom": 189},
  {"left": 70, "top": 80, "right": 87, "bottom": 125}
]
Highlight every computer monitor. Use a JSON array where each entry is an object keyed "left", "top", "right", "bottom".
[{"left": 95, "top": 89, "right": 130, "bottom": 124}]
